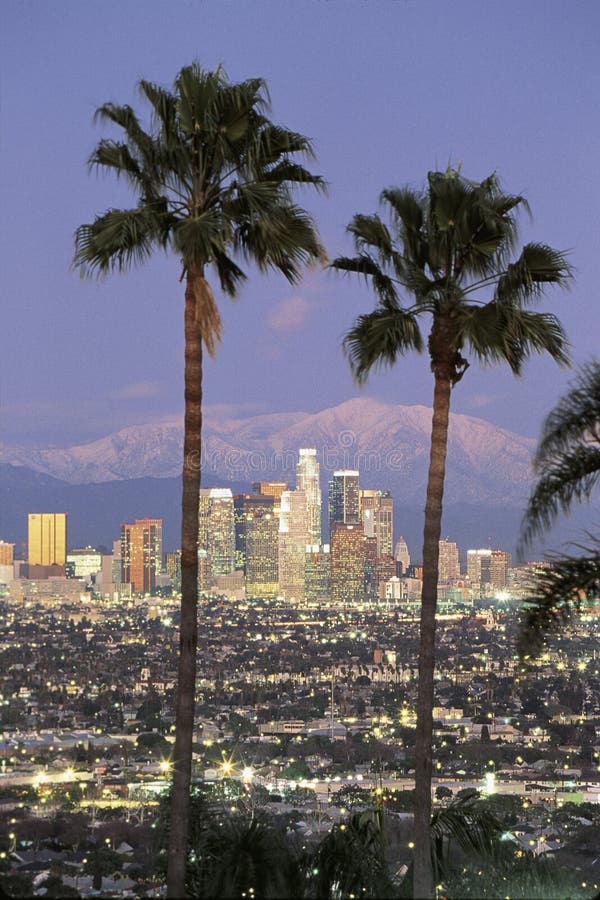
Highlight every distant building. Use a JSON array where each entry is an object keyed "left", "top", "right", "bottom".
[
  {"left": 467, "top": 548, "right": 492, "bottom": 588},
  {"left": 121, "top": 518, "right": 163, "bottom": 594},
  {"left": 0, "top": 542, "right": 15, "bottom": 566},
  {"left": 439, "top": 539, "right": 461, "bottom": 583},
  {"left": 66, "top": 547, "right": 102, "bottom": 582},
  {"left": 305, "top": 544, "right": 331, "bottom": 601},
  {"left": 394, "top": 536, "right": 410, "bottom": 575},
  {"left": 490, "top": 549, "right": 512, "bottom": 588},
  {"left": 252, "top": 481, "right": 288, "bottom": 504},
  {"left": 331, "top": 522, "right": 364, "bottom": 603},
  {"left": 360, "top": 489, "right": 393, "bottom": 557},
  {"left": 278, "top": 490, "right": 308, "bottom": 602},
  {"left": 28, "top": 513, "right": 67, "bottom": 568},
  {"left": 296, "top": 449, "right": 322, "bottom": 546},
  {"left": 244, "top": 495, "right": 279, "bottom": 599},
  {"left": 198, "top": 488, "right": 235, "bottom": 580},
  {"left": 165, "top": 551, "right": 181, "bottom": 588},
  {"left": 328, "top": 470, "right": 360, "bottom": 538}
]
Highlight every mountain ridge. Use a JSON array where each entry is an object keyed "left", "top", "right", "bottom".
[{"left": 4, "top": 399, "right": 535, "bottom": 509}]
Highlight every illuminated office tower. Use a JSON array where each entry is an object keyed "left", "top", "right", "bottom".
[
  {"left": 360, "top": 489, "right": 393, "bottom": 557},
  {"left": 467, "top": 548, "right": 492, "bottom": 587},
  {"left": 165, "top": 551, "right": 182, "bottom": 588},
  {"left": 305, "top": 544, "right": 331, "bottom": 602},
  {"left": 296, "top": 449, "right": 322, "bottom": 546},
  {"left": 394, "top": 536, "right": 410, "bottom": 575},
  {"left": 438, "top": 539, "right": 460, "bottom": 583},
  {"left": 0, "top": 542, "right": 15, "bottom": 566},
  {"left": 198, "top": 488, "right": 235, "bottom": 578},
  {"left": 235, "top": 493, "right": 273, "bottom": 571},
  {"left": 331, "top": 522, "right": 365, "bottom": 603},
  {"left": 490, "top": 549, "right": 512, "bottom": 588},
  {"left": 28, "top": 513, "right": 67, "bottom": 566},
  {"left": 278, "top": 490, "right": 308, "bottom": 602},
  {"left": 245, "top": 496, "right": 279, "bottom": 599},
  {"left": 66, "top": 547, "right": 102, "bottom": 581},
  {"left": 328, "top": 470, "right": 360, "bottom": 537},
  {"left": 120, "top": 518, "right": 162, "bottom": 594}
]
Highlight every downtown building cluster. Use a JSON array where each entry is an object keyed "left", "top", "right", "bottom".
[{"left": 0, "top": 448, "right": 517, "bottom": 605}]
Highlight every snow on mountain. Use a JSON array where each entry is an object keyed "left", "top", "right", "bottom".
[{"left": 3, "top": 398, "right": 536, "bottom": 505}]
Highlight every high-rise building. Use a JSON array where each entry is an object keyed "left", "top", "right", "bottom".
[
  {"left": 121, "top": 518, "right": 162, "bottom": 594},
  {"left": 244, "top": 496, "right": 279, "bottom": 598},
  {"left": 328, "top": 470, "right": 360, "bottom": 537},
  {"left": 278, "top": 490, "right": 308, "bottom": 602},
  {"left": 199, "top": 488, "right": 235, "bottom": 580},
  {"left": 467, "top": 548, "right": 492, "bottom": 587},
  {"left": 394, "top": 536, "right": 411, "bottom": 575},
  {"left": 165, "top": 551, "right": 182, "bottom": 588},
  {"left": 296, "top": 449, "right": 322, "bottom": 546},
  {"left": 438, "top": 539, "right": 461, "bottom": 583},
  {"left": 0, "top": 542, "right": 15, "bottom": 567},
  {"left": 331, "top": 522, "right": 365, "bottom": 603},
  {"left": 66, "top": 547, "right": 102, "bottom": 581},
  {"left": 360, "top": 489, "right": 393, "bottom": 557},
  {"left": 490, "top": 549, "right": 512, "bottom": 588},
  {"left": 28, "top": 513, "right": 67, "bottom": 567},
  {"left": 305, "top": 544, "right": 331, "bottom": 602}
]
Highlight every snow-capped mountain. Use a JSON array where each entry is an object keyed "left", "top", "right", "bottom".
[{"left": 4, "top": 398, "right": 536, "bottom": 506}]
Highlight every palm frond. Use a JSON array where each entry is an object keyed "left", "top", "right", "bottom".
[
  {"left": 460, "top": 303, "right": 568, "bottom": 375},
  {"left": 73, "top": 205, "right": 166, "bottom": 276},
  {"left": 306, "top": 811, "right": 396, "bottom": 899},
  {"left": 235, "top": 202, "right": 325, "bottom": 282},
  {"left": 431, "top": 790, "right": 504, "bottom": 879},
  {"left": 343, "top": 308, "right": 424, "bottom": 383},
  {"left": 330, "top": 254, "right": 400, "bottom": 308},
  {"left": 519, "top": 444, "right": 600, "bottom": 548},
  {"left": 495, "top": 242, "right": 573, "bottom": 307},
  {"left": 518, "top": 544, "right": 600, "bottom": 656},
  {"left": 535, "top": 359, "right": 600, "bottom": 461}
]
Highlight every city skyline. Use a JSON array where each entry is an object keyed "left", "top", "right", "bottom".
[{"left": 2, "top": 1, "right": 599, "bottom": 450}]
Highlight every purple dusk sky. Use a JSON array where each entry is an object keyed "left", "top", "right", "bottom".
[{"left": 2, "top": 0, "right": 599, "bottom": 448}]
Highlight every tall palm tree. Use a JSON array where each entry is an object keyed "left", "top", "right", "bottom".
[
  {"left": 518, "top": 359, "right": 600, "bottom": 654},
  {"left": 331, "top": 167, "right": 571, "bottom": 898},
  {"left": 74, "top": 62, "right": 324, "bottom": 897}
]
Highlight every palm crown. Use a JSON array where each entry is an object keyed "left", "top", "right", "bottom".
[
  {"left": 333, "top": 168, "right": 571, "bottom": 381},
  {"left": 74, "top": 63, "right": 324, "bottom": 352}
]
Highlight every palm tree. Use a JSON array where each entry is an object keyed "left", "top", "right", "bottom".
[
  {"left": 331, "top": 167, "right": 571, "bottom": 898},
  {"left": 518, "top": 359, "right": 600, "bottom": 654},
  {"left": 189, "top": 816, "right": 301, "bottom": 899},
  {"left": 306, "top": 810, "right": 397, "bottom": 899},
  {"left": 74, "top": 62, "right": 324, "bottom": 897}
]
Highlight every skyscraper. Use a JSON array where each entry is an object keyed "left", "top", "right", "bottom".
[
  {"left": 305, "top": 544, "right": 331, "bottom": 602},
  {"left": 198, "top": 488, "right": 236, "bottom": 580},
  {"left": 467, "top": 548, "right": 492, "bottom": 588},
  {"left": 359, "top": 489, "right": 393, "bottom": 557},
  {"left": 490, "top": 549, "right": 512, "bottom": 588},
  {"left": 279, "top": 490, "right": 308, "bottom": 602},
  {"left": 331, "top": 522, "right": 365, "bottom": 603},
  {"left": 394, "top": 536, "right": 411, "bottom": 575},
  {"left": 439, "top": 539, "right": 460, "bottom": 583},
  {"left": 296, "top": 449, "right": 322, "bottom": 546},
  {"left": 121, "top": 518, "right": 162, "bottom": 594},
  {"left": 28, "top": 513, "right": 67, "bottom": 567},
  {"left": 244, "top": 495, "right": 279, "bottom": 599},
  {"left": 328, "top": 470, "right": 360, "bottom": 537}
]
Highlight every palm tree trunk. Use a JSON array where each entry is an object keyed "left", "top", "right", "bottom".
[
  {"left": 167, "top": 265, "right": 203, "bottom": 898},
  {"left": 413, "top": 370, "right": 452, "bottom": 899}
]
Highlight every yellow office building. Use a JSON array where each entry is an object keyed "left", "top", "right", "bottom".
[{"left": 28, "top": 513, "right": 67, "bottom": 566}]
